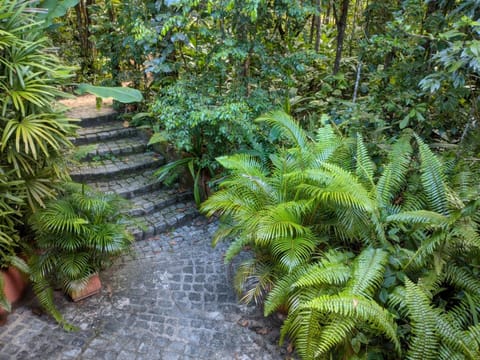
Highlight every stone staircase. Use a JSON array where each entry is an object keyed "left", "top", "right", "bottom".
[{"left": 66, "top": 101, "right": 198, "bottom": 241}]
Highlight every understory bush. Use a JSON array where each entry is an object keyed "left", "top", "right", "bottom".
[
  {"left": 148, "top": 76, "right": 278, "bottom": 204},
  {"left": 202, "top": 111, "right": 480, "bottom": 359},
  {"left": 28, "top": 183, "right": 133, "bottom": 329}
]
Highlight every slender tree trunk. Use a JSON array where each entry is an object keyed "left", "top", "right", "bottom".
[
  {"left": 333, "top": 0, "right": 350, "bottom": 75},
  {"left": 75, "top": 0, "right": 95, "bottom": 76},
  {"left": 353, "top": 61, "right": 362, "bottom": 102},
  {"left": 315, "top": 0, "right": 322, "bottom": 52}
]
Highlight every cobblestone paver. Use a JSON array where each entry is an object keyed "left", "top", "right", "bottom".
[
  {"left": 70, "top": 152, "right": 164, "bottom": 182},
  {"left": 87, "top": 170, "right": 162, "bottom": 199},
  {"left": 71, "top": 123, "right": 139, "bottom": 146},
  {"left": 0, "top": 218, "right": 289, "bottom": 359},
  {"left": 76, "top": 136, "right": 147, "bottom": 160}
]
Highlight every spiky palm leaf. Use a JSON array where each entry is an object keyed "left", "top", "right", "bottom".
[{"left": 256, "top": 111, "right": 308, "bottom": 151}]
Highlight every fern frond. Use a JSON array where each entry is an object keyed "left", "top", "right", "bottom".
[
  {"left": 415, "top": 134, "right": 448, "bottom": 215},
  {"left": 216, "top": 154, "right": 268, "bottom": 177},
  {"left": 294, "top": 262, "right": 350, "bottom": 288},
  {"left": 256, "top": 110, "right": 308, "bottom": 150},
  {"left": 405, "top": 232, "right": 446, "bottom": 270},
  {"left": 313, "top": 125, "right": 341, "bottom": 165},
  {"left": 256, "top": 201, "right": 310, "bottom": 243},
  {"left": 264, "top": 267, "right": 304, "bottom": 316},
  {"left": 223, "top": 236, "right": 251, "bottom": 263},
  {"left": 304, "top": 294, "right": 400, "bottom": 354},
  {"left": 435, "top": 311, "right": 479, "bottom": 359},
  {"left": 466, "top": 325, "right": 480, "bottom": 349},
  {"left": 271, "top": 235, "right": 317, "bottom": 270},
  {"left": 437, "top": 344, "right": 467, "bottom": 360},
  {"left": 450, "top": 221, "right": 480, "bottom": 250},
  {"left": 376, "top": 134, "right": 413, "bottom": 206},
  {"left": 280, "top": 307, "right": 323, "bottom": 359},
  {"left": 386, "top": 210, "right": 449, "bottom": 226},
  {"left": 387, "top": 285, "right": 408, "bottom": 316},
  {"left": 313, "top": 316, "right": 357, "bottom": 358},
  {"left": 355, "top": 133, "right": 375, "bottom": 187},
  {"left": 442, "top": 263, "right": 480, "bottom": 297},
  {"left": 404, "top": 278, "right": 439, "bottom": 360},
  {"left": 348, "top": 248, "right": 388, "bottom": 297}
]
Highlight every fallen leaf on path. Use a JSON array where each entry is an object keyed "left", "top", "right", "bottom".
[
  {"left": 237, "top": 319, "right": 249, "bottom": 327},
  {"left": 256, "top": 327, "right": 270, "bottom": 335}
]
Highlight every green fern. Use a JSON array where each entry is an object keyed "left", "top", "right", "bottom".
[
  {"left": 304, "top": 294, "right": 400, "bottom": 356},
  {"left": 415, "top": 134, "right": 448, "bottom": 215},
  {"left": 355, "top": 134, "right": 375, "bottom": 187},
  {"left": 376, "top": 134, "right": 413, "bottom": 206},
  {"left": 256, "top": 111, "right": 308, "bottom": 151},
  {"left": 404, "top": 278, "right": 439, "bottom": 360},
  {"left": 348, "top": 248, "right": 388, "bottom": 297}
]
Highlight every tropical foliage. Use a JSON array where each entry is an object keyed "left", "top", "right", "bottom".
[
  {"left": 0, "top": 0, "right": 77, "bottom": 310},
  {"left": 0, "top": 0, "right": 76, "bottom": 212},
  {"left": 28, "top": 183, "right": 133, "bottom": 329},
  {"left": 202, "top": 111, "right": 480, "bottom": 359}
]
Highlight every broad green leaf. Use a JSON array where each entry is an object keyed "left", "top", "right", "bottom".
[
  {"left": 37, "top": 0, "right": 80, "bottom": 27},
  {"left": 75, "top": 84, "right": 143, "bottom": 103}
]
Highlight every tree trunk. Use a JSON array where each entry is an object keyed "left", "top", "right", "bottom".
[
  {"left": 315, "top": 0, "right": 322, "bottom": 52},
  {"left": 75, "top": 0, "right": 95, "bottom": 76},
  {"left": 333, "top": 0, "right": 350, "bottom": 75}
]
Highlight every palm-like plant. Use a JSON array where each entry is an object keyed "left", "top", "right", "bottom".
[
  {"left": 0, "top": 0, "right": 77, "bottom": 210},
  {"left": 28, "top": 183, "right": 133, "bottom": 329},
  {"left": 202, "top": 110, "right": 480, "bottom": 358}
]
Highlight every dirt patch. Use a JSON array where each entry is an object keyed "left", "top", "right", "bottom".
[
  {"left": 59, "top": 94, "right": 116, "bottom": 120},
  {"left": 59, "top": 94, "right": 113, "bottom": 109}
]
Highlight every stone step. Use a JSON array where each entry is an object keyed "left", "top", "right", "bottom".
[
  {"left": 127, "top": 188, "right": 193, "bottom": 217},
  {"left": 67, "top": 106, "right": 118, "bottom": 127},
  {"left": 69, "top": 152, "right": 164, "bottom": 182},
  {"left": 71, "top": 121, "right": 140, "bottom": 146},
  {"left": 85, "top": 169, "right": 163, "bottom": 199},
  {"left": 75, "top": 136, "right": 148, "bottom": 161},
  {"left": 128, "top": 201, "right": 199, "bottom": 241}
]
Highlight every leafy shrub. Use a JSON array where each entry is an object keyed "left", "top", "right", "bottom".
[
  {"left": 150, "top": 76, "right": 276, "bottom": 204},
  {"left": 28, "top": 183, "right": 133, "bottom": 329},
  {"left": 202, "top": 111, "right": 480, "bottom": 359}
]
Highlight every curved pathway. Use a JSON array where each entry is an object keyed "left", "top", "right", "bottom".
[
  {"left": 0, "top": 218, "right": 289, "bottom": 359},
  {"left": 0, "top": 97, "right": 291, "bottom": 359}
]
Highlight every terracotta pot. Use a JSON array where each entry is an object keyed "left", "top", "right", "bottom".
[
  {"left": 69, "top": 274, "right": 101, "bottom": 302},
  {"left": 0, "top": 267, "right": 28, "bottom": 322}
]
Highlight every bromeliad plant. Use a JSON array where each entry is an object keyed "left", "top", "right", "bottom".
[
  {"left": 28, "top": 182, "right": 133, "bottom": 330},
  {"left": 201, "top": 111, "right": 480, "bottom": 359}
]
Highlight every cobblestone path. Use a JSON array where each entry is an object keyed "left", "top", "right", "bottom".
[
  {"left": 0, "top": 98, "right": 290, "bottom": 359},
  {"left": 0, "top": 218, "right": 288, "bottom": 359}
]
